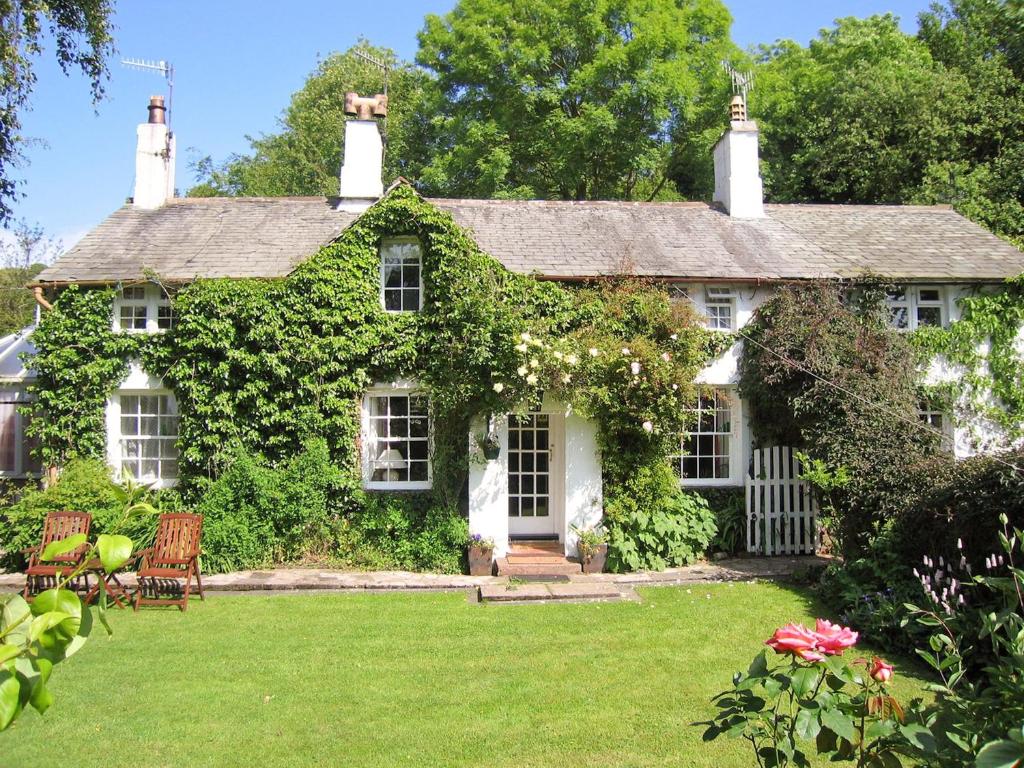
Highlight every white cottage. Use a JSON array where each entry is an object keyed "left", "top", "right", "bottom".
[{"left": 28, "top": 94, "right": 1024, "bottom": 563}]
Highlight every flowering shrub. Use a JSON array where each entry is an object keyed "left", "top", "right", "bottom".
[
  {"left": 897, "top": 515, "right": 1024, "bottom": 767},
  {"left": 700, "top": 618, "right": 907, "bottom": 767}
]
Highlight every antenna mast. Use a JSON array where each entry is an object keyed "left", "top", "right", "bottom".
[
  {"left": 121, "top": 58, "right": 175, "bottom": 132},
  {"left": 721, "top": 61, "right": 754, "bottom": 102}
]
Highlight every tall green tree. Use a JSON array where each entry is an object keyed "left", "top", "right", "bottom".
[
  {"left": 0, "top": 1, "right": 115, "bottom": 222},
  {"left": 189, "top": 42, "right": 433, "bottom": 197},
  {"left": 748, "top": 14, "right": 970, "bottom": 205},
  {"left": 415, "top": 0, "right": 739, "bottom": 200},
  {"left": 916, "top": 0, "right": 1024, "bottom": 246}
]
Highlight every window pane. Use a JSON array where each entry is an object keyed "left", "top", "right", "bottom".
[
  {"left": 383, "top": 290, "right": 402, "bottom": 311},
  {"left": 365, "top": 393, "right": 431, "bottom": 486},
  {"left": 917, "top": 307, "right": 942, "bottom": 327},
  {"left": 919, "top": 289, "right": 941, "bottom": 302},
  {"left": 889, "top": 307, "right": 909, "bottom": 329}
]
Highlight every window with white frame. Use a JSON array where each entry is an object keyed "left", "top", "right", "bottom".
[
  {"left": 672, "top": 389, "right": 733, "bottom": 482},
  {"left": 363, "top": 390, "right": 431, "bottom": 488},
  {"left": 887, "top": 286, "right": 945, "bottom": 330},
  {"left": 117, "top": 393, "right": 179, "bottom": 484},
  {"left": 114, "top": 284, "right": 174, "bottom": 333},
  {"left": 918, "top": 401, "right": 953, "bottom": 448},
  {"left": 0, "top": 389, "right": 41, "bottom": 477},
  {"left": 380, "top": 240, "right": 422, "bottom": 313},
  {"left": 704, "top": 286, "right": 735, "bottom": 331}
]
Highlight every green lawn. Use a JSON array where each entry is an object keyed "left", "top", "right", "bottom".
[{"left": 2, "top": 583, "right": 928, "bottom": 768}]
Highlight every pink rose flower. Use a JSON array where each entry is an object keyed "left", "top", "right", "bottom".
[
  {"left": 869, "top": 657, "right": 894, "bottom": 683},
  {"left": 814, "top": 619, "right": 859, "bottom": 655},
  {"left": 766, "top": 623, "right": 825, "bottom": 662}
]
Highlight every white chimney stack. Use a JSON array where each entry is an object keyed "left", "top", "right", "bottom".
[
  {"left": 712, "top": 95, "right": 764, "bottom": 218},
  {"left": 337, "top": 91, "right": 388, "bottom": 211},
  {"left": 133, "top": 96, "right": 175, "bottom": 209}
]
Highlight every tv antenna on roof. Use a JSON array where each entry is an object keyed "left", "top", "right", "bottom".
[
  {"left": 121, "top": 58, "right": 175, "bottom": 132},
  {"left": 722, "top": 61, "right": 754, "bottom": 102}
]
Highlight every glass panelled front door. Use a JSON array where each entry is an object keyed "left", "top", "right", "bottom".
[{"left": 508, "top": 413, "right": 558, "bottom": 536}]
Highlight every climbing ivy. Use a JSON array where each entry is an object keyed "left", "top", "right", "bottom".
[
  {"left": 24, "top": 184, "right": 723, "bottom": 570},
  {"left": 909, "top": 275, "right": 1024, "bottom": 447}
]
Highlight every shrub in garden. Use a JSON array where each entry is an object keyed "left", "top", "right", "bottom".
[
  {"left": 739, "top": 281, "right": 937, "bottom": 557},
  {"left": 340, "top": 493, "right": 467, "bottom": 574},
  {"left": 898, "top": 517, "right": 1024, "bottom": 766},
  {"left": 700, "top": 487, "right": 747, "bottom": 555},
  {"left": 603, "top": 463, "right": 716, "bottom": 571},
  {"left": 0, "top": 458, "right": 163, "bottom": 570}
]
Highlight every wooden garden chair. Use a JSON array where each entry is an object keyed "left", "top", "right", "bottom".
[
  {"left": 133, "top": 512, "right": 205, "bottom": 612},
  {"left": 22, "top": 510, "right": 92, "bottom": 602}
]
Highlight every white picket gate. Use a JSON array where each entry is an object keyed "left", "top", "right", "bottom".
[{"left": 746, "top": 447, "right": 820, "bottom": 555}]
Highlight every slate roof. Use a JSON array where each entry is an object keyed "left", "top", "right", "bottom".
[{"left": 35, "top": 193, "right": 1024, "bottom": 285}]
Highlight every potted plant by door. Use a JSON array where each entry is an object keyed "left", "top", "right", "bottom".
[
  {"left": 573, "top": 525, "right": 608, "bottom": 574},
  {"left": 467, "top": 534, "right": 496, "bottom": 576}
]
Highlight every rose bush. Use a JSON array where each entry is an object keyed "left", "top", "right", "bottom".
[{"left": 700, "top": 618, "right": 906, "bottom": 767}]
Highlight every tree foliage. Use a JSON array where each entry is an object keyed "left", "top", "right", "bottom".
[
  {"left": 0, "top": 0, "right": 114, "bottom": 222},
  {"left": 744, "top": 6, "right": 1024, "bottom": 247},
  {"left": 415, "top": 0, "right": 738, "bottom": 200}
]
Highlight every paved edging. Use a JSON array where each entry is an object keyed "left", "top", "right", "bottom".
[{"left": 0, "top": 555, "right": 830, "bottom": 594}]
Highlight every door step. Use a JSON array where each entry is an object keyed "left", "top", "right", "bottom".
[
  {"left": 497, "top": 540, "right": 580, "bottom": 577},
  {"left": 479, "top": 582, "right": 638, "bottom": 604}
]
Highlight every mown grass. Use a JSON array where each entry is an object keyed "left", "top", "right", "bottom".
[{"left": 2, "top": 583, "right": 929, "bottom": 768}]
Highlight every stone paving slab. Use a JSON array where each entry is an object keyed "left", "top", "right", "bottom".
[
  {"left": 479, "top": 582, "right": 637, "bottom": 603},
  {"left": 0, "top": 555, "right": 831, "bottom": 594}
]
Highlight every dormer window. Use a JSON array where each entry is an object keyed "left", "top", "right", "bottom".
[
  {"left": 704, "top": 286, "right": 736, "bottom": 331},
  {"left": 887, "top": 286, "right": 945, "bottom": 330},
  {"left": 114, "top": 284, "right": 173, "bottom": 333},
  {"left": 380, "top": 239, "right": 422, "bottom": 313}
]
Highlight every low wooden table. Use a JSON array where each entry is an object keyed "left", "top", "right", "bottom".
[{"left": 83, "top": 558, "right": 132, "bottom": 609}]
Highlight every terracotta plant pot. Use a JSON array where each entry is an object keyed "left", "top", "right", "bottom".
[
  {"left": 580, "top": 543, "right": 608, "bottom": 574},
  {"left": 468, "top": 545, "right": 494, "bottom": 576}
]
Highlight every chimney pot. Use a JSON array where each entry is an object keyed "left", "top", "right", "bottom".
[
  {"left": 147, "top": 95, "right": 166, "bottom": 125},
  {"left": 729, "top": 94, "right": 747, "bottom": 123}
]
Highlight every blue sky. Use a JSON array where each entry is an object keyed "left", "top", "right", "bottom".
[{"left": 12, "top": 0, "right": 936, "bottom": 250}]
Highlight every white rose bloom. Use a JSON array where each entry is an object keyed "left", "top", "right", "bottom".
[
  {"left": 529, "top": 358, "right": 540, "bottom": 368},
  {"left": 621, "top": 347, "right": 631, "bottom": 355},
  {"left": 566, "top": 354, "right": 578, "bottom": 365},
  {"left": 672, "top": 383, "right": 679, "bottom": 391},
  {"left": 526, "top": 373, "right": 539, "bottom": 385},
  {"left": 561, "top": 373, "right": 571, "bottom": 383},
  {"left": 521, "top": 332, "right": 532, "bottom": 342},
  {"left": 515, "top": 343, "right": 528, "bottom": 353},
  {"left": 630, "top": 361, "right": 641, "bottom": 375},
  {"left": 553, "top": 351, "right": 564, "bottom": 360},
  {"left": 661, "top": 352, "right": 671, "bottom": 362},
  {"left": 642, "top": 420, "right": 654, "bottom": 433},
  {"left": 517, "top": 366, "right": 528, "bottom": 376},
  {"left": 493, "top": 382, "right": 505, "bottom": 393},
  {"left": 670, "top": 333, "right": 678, "bottom": 340},
  {"left": 588, "top": 348, "right": 599, "bottom": 357}
]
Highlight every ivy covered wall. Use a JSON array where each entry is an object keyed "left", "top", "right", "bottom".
[{"left": 24, "top": 184, "right": 723, "bottom": 570}]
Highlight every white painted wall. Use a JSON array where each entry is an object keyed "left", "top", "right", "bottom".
[
  {"left": 563, "top": 409, "right": 603, "bottom": 557},
  {"left": 467, "top": 414, "right": 511, "bottom": 556}
]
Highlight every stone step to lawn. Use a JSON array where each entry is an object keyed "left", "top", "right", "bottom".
[{"left": 479, "top": 582, "right": 638, "bottom": 603}]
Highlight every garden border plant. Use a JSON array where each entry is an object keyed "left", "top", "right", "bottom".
[{"left": 17, "top": 183, "right": 725, "bottom": 573}]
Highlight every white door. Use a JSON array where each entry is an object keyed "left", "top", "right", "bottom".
[{"left": 508, "top": 412, "right": 561, "bottom": 538}]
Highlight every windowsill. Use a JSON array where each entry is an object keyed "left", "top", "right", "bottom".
[
  {"left": 680, "top": 477, "right": 741, "bottom": 488},
  {"left": 363, "top": 480, "right": 433, "bottom": 492}
]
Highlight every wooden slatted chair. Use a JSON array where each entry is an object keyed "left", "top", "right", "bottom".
[
  {"left": 22, "top": 511, "right": 92, "bottom": 602},
  {"left": 133, "top": 512, "right": 205, "bottom": 612}
]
